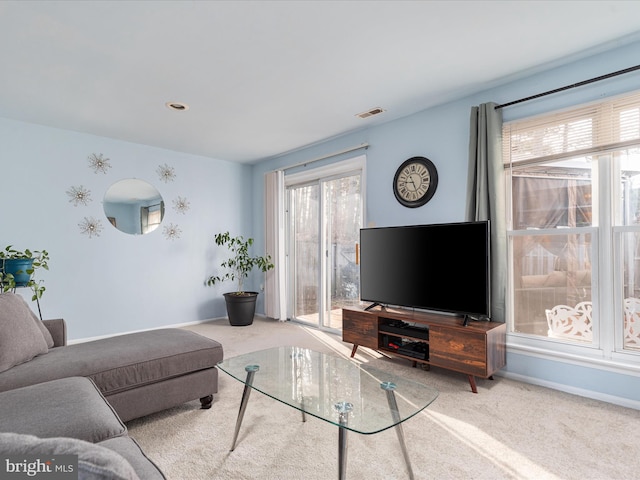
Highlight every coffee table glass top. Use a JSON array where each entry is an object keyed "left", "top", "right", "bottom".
[{"left": 217, "top": 346, "right": 438, "bottom": 434}]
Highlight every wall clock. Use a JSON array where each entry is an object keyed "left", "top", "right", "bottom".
[{"left": 393, "top": 156, "right": 438, "bottom": 208}]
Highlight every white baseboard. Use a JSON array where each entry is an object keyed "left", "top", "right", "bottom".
[
  {"left": 67, "top": 316, "right": 227, "bottom": 345},
  {"left": 496, "top": 371, "right": 640, "bottom": 410}
]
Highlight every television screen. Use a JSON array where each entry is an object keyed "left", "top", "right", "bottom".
[{"left": 359, "top": 221, "right": 490, "bottom": 318}]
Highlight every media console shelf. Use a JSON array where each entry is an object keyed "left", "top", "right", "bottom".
[{"left": 342, "top": 306, "right": 506, "bottom": 393}]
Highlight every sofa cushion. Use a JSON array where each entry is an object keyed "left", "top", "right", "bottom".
[
  {"left": 0, "top": 377, "right": 127, "bottom": 443},
  {"left": 520, "top": 274, "right": 549, "bottom": 288},
  {"left": 0, "top": 292, "right": 54, "bottom": 347},
  {"left": 0, "top": 433, "right": 140, "bottom": 480},
  {"left": 0, "top": 329, "right": 223, "bottom": 395},
  {"left": 0, "top": 292, "right": 50, "bottom": 373},
  {"left": 544, "top": 270, "right": 567, "bottom": 287},
  {"left": 30, "top": 306, "right": 55, "bottom": 348}
]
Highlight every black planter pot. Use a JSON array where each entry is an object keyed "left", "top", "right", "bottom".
[{"left": 223, "top": 292, "right": 259, "bottom": 326}]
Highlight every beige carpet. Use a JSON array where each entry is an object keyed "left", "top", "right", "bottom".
[{"left": 127, "top": 317, "right": 639, "bottom": 480}]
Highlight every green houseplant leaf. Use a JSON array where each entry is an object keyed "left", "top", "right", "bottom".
[{"left": 206, "top": 232, "right": 274, "bottom": 294}]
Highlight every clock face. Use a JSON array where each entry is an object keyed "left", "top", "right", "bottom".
[{"left": 393, "top": 157, "right": 438, "bottom": 208}]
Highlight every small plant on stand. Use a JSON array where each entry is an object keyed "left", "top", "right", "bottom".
[{"left": 0, "top": 245, "right": 50, "bottom": 319}]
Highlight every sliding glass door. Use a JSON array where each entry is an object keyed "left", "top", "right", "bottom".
[{"left": 287, "top": 162, "right": 363, "bottom": 331}]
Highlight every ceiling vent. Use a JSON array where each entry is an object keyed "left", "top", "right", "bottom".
[{"left": 356, "top": 107, "right": 385, "bottom": 119}]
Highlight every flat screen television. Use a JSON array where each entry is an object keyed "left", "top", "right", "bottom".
[{"left": 359, "top": 221, "right": 490, "bottom": 321}]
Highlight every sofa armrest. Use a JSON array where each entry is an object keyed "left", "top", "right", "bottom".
[{"left": 43, "top": 318, "right": 67, "bottom": 347}]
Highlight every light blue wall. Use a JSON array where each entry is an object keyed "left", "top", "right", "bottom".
[
  {"left": 0, "top": 118, "right": 252, "bottom": 340},
  {"left": 251, "top": 37, "right": 640, "bottom": 407},
  {"left": 1, "top": 33, "right": 638, "bottom": 405}
]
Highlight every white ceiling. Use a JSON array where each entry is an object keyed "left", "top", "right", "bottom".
[{"left": 1, "top": 1, "right": 640, "bottom": 164}]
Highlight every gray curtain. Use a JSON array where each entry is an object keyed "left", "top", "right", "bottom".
[{"left": 466, "top": 102, "right": 506, "bottom": 323}]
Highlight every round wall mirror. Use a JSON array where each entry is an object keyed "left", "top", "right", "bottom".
[{"left": 103, "top": 179, "right": 164, "bottom": 235}]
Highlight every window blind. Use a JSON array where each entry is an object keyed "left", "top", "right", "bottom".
[{"left": 504, "top": 90, "right": 640, "bottom": 166}]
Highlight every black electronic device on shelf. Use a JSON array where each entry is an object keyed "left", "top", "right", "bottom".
[
  {"left": 397, "top": 341, "right": 429, "bottom": 360},
  {"left": 379, "top": 320, "right": 430, "bottom": 341},
  {"left": 380, "top": 334, "right": 403, "bottom": 350}
]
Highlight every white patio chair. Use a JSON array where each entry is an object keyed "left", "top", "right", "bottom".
[
  {"left": 545, "top": 301, "right": 593, "bottom": 342},
  {"left": 623, "top": 298, "right": 640, "bottom": 348}
]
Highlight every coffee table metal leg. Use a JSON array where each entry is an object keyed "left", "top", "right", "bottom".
[
  {"left": 381, "top": 382, "right": 415, "bottom": 480},
  {"left": 230, "top": 365, "right": 260, "bottom": 452},
  {"left": 292, "top": 351, "right": 307, "bottom": 423},
  {"left": 335, "top": 401, "right": 353, "bottom": 480},
  {"left": 300, "top": 402, "right": 307, "bottom": 422}
]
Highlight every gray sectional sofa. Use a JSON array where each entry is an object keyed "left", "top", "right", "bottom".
[
  {"left": 0, "top": 377, "right": 166, "bottom": 479},
  {"left": 0, "top": 292, "right": 224, "bottom": 479}
]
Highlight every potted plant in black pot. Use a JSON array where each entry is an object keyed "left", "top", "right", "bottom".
[{"left": 206, "top": 232, "right": 274, "bottom": 326}]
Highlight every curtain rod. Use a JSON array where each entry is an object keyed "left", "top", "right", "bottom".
[
  {"left": 494, "top": 64, "right": 640, "bottom": 110},
  {"left": 281, "top": 143, "right": 369, "bottom": 172}
]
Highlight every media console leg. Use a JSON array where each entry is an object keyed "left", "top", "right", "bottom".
[
  {"left": 467, "top": 375, "right": 478, "bottom": 394},
  {"left": 350, "top": 344, "right": 358, "bottom": 358}
]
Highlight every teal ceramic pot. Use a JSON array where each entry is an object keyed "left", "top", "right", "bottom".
[{"left": 2, "top": 258, "right": 34, "bottom": 286}]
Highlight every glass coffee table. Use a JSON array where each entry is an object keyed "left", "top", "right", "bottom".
[{"left": 217, "top": 346, "right": 438, "bottom": 480}]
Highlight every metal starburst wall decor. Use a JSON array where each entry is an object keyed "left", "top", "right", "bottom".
[
  {"left": 66, "top": 185, "right": 92, "bottom": 206},
  {"left": 157, "top": 163, "right": 176, "bottom": 183},
  {"left": 172, "top": 196, "right": 190, "bottom": 214},
  {"left": 88, "top": 153, "right": 112, "bottom": 174},
  {"left": 79, "top": 217, "right": 104, "bottom": 238},
  {"left": 163, "top": 223, "right": 182, "bottom": 241}
]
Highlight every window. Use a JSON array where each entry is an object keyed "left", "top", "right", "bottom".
[
  {"left": 504, "top": 91, "right": 640, "bottom": 360},
  {"left": 141, "top": 202, "right": 164, "bottom": 234},
  {"left": 285, "top": 157, "right": 364, "bottom": 331}
]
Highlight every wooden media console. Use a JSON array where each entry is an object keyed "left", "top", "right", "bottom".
[{"left": 343, "top": 306, "right": 506, "bottom": 393}]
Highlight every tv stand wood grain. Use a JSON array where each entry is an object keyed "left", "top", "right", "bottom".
[{"left": 342, "top": 306, "right": 506, "bottom": 393}]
